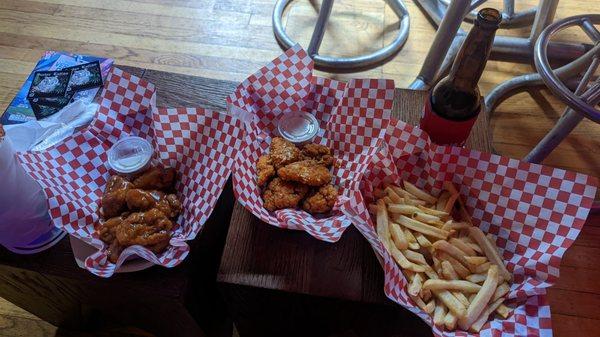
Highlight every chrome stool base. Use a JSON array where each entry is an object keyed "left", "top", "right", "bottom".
[{"left": 272, "top": 0, "right": 410, "bottom": 71}]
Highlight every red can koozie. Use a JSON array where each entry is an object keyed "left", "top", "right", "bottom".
[{"left": 419, "top": 96, "right": 479, "bottom": 146}]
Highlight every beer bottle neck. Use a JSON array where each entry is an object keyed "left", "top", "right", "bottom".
[{"left": 447, "top": 12, "right": 500, "bottom": 93}]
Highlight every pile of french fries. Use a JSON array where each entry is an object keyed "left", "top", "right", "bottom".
[{"left": 368, "top": 181, "right": 512, "bottom": 332}]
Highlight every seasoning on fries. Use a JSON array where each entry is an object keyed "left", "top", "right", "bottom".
[{"left": 371, "top": 181, "right": 513, "bottom": 332}]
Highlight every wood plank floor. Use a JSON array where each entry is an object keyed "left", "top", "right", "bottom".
[{"left": 0, "top": 0, "right": 598, "bottom": 336}]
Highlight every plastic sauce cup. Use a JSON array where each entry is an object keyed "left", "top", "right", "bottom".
[
  {"left": 277, "top": 111, "right": 319, "bottom": 145},
  {"left": 107, "top": 136, "right": 153, "bottom": 175}
]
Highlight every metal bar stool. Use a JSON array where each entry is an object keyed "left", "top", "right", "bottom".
[
  {"left": 409, "top": 0, "right": 595, "bottom": 89},
  {"left": 272, "top": 0, "right": 410, "bottom": 71},
  {"left": 486, "top": 15, "right": 600, "bottom": 210}
]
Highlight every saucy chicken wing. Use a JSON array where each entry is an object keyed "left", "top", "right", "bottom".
[
  {"left": 302, "top": 184, "right": 338, "bottom": 214},
  {"left": 277, "top": 160, "right": 332, "bottom": 187},
  {"left": 269, "top": 137, "right": 301, "bottom": 168},
  {"left": 262, "top": 177, "right": 309, "bottom": 211},
  {"left": 133, "top": 166, "right": 176, "bottom": 190}
]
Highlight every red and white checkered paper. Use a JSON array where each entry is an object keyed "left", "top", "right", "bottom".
[
  {"left": 16, "top": 67, "right": 245, "bottom": 277},
  {"left": 227, "top": 45, "right": 395, "bottom": 242},
  {"left": 342, "top": 118, "right": 597, "bottom": 336}
]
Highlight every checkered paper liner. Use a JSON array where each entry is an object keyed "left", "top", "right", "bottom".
[
  {"left": 16, "top": 67, "right": 244, "bottom": 277},
  {"left": 227, "top": 45, "right": 395, "bottom": 242},
  {"left": 342, "top": 118, "right": 597, "bottom": 336}
]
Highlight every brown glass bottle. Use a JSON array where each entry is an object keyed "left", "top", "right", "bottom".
[{"left": 420, "top": 8, "right": 502, "bottom": 145}]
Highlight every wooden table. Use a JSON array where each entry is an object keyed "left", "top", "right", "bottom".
[
  {"left": 0, "top": 66, "right": 241, "bottom": 337},
  {"left": 217, "top": 89, "right": 600, "bottom": 337},
  {"left": 1, "top": 67, "right": 598, "bottom": 337}
]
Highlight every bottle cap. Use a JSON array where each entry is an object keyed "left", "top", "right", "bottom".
[
  {"left": 107, "top": 136, "right": 153, "bottom": 174},
  {"left": 277, "top": 111, "right": 319, "bottom": 145}
]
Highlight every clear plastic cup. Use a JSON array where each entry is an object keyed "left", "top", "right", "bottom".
[{"left": 107, "top": 136, "right": 153, "bottom": 175}]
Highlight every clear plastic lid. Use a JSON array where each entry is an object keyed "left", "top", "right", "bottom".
[
  {"left": 277, "top": 111, "right": 319, "bottom": 145},
  {"left": 107, "top": 136, "right": 153, "bottom": 174}
]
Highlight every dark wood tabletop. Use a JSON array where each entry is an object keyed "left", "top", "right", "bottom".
[
  {"left": 0, "top": 65, "right": 240, "bottom": 337},
  {"left": 0, "top": 65, "right": 598, "bottom": 337},
  {"left": 216, "top": 86, "right": 600, "bottom": 337}
]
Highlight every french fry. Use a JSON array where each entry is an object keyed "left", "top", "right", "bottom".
[
  {"left": 408, "top": 273, "right": 423, "bottom": 296},
  {"left": 493, "top": 282, "right": 510, "bottom": 302},
  {"left": 433, "top": 240, "right": 477, "bottom": 273},
  {"left": 376, "top": 200, "right": 391, "bottom": 250},
  {"left": 417, "top": 205, "right": 449, "bottom": 217},
  {"left": 390, "top": 222, "right": 409, "bottom": 250},
  {"left": 388, "top": 204, "right": 421, "bottom": 215},
  {"left": 440, "top": 261, "right": 459, "bottom": 280},
  {"left": 444, "top": 193, "right": 459, "bottom": 213},
  {"left": 466, "top": 242, "right": 484, "bottom": 255},
  {"left": 432, "top": 290, "right": 466, "bottom": 318},
  {"left": 474, "top": 262, "right": 491, "bottom": 274},
  {"left": 442, "top": 221, "right": 471, "bottom": 231},
  {"left": 465, "top": 273, "right": 487, "bottom": 284},
  {"left": 404, "top": 228, "right": 418, "bottom": 249},
  {"left": 470, "top": 297, "right": 505, "bottom": 332},
  {"left": 413, "top": 212, "right": 441, "bottom": 225},
  {"left": 464, "top": 256, "right": 488, "bottom": 265},
  {"left": 468, "top": 227, "right": 511, "bottom": 282},
  {"left": 425, "top": 298, "right": 436, "bottom": 314},
  {"left": 394, "top": 215, "right": 450, "bottom": 239},
  {"left": 410, "top": 293, "right": 430, "bottom": 313},
  {"left": 415, "top": 232, "right": 433, "bottom": 248},
  {"left": 449, "top": 238, "right": 477, "bottom": 256},
  {"left": 389, "top": 245, "right": 427, "bottom": 273},
  {"left": 383, "top": 196, "right": 393, "bottom": 204},
  {"left": 436, "top": 191, "right": 450, "bottom": 211},
  {"left": 433, "top": 303, "right": 447, "bottom": 326},
  {"left": 423, "top": 280, "right": 482, "bottom": 293},
  {"left": 385, "top": 186, "right": 403, "bottom": 203},
  {"left": 403, "top": 198, "right": 428, "bottom": 206},
  {"left": 443, "top": 311, "right": 458, "bottom": 330},
  {"left": 368, "top": 204, "right": 378, "bottom": 215},
  {"left": 403, "top": 249, "right": 428, "bottom": 266},
  {"left": 458, "top": 265, "right": 499, "bottom": 330},
  {"left": 453, "top": 292, "right": 470, "bottom": 307},
  {"left": 437, "top": 252, "right": 471, "bottom": 279},
  {"left": 495, "top": 304, "right": 512, "bottom": 319},
  {"left": 404, "top": 181, "right": 437, "bottom": 204},
  {"left": 391, "top": 186, "right": 418, "bottom": 200}
]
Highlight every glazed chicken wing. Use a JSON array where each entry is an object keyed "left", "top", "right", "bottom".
[
  {"left": 277, "top": 160, "right": 332, "bottom": 187},
  {"left": 133, "top": 166, "right": 176, "bottom": 190},
  {"left": 262, "top": 177, "right": 309, "bottom": 211},
  {"left": 269, "top": 137, "right": 301, "bottom": 168},
  {"left": 301, "top": 143, "right": 334, "bottom": 167},
  {"left": 101, "top": 176, "right": 134, "bottom": 218},
  {"left": 302, "top": 184, "right": 338, "bottom": 214},
  {"left": 105, "top": 175, "right": 133, "bottom": 193},
  {"left": 115, "top": 208, "right": 173, "bottom": 250},
  {"left": 256, "top": 155, "right": 276, "bottom": 186},
  {"left": 155, "top": 193, "right": 183, "bottom": 218}
]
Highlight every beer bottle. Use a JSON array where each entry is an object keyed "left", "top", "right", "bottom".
[{"left": 419, "top": 8, "right": 502, "bottom": 146}]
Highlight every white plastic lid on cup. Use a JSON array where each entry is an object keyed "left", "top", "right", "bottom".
[
  {"left": 277, "top": 111, "right": 319, "bottom": 145},
  {"left": 107, "top": 136, "right": 153, "bottom": 174}
]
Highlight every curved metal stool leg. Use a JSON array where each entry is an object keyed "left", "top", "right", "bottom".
[
  {"left": 524, "top": 56, "right": 600, "bottom": 163},
  {"left": 272, "top": 0, "right": 410, "bottom": 71}
]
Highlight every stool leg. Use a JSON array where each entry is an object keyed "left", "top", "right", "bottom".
[
  {"left": 307, "top": 0, "right": 334, "bottom": 57},
  {"left": 409, "top": 0, "right": 471, "bottom": 89},
  {"left": 529, "top": 0, "right": 558, "bottom": 46},
  {"left": 524, "top": 108, "right": 584, "bottom": 163}
]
